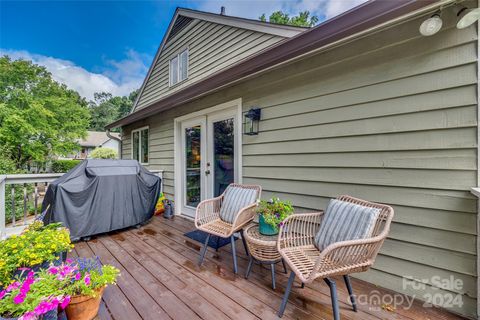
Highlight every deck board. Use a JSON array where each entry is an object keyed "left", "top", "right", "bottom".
[{"left": 69, "top": 216, "right": 466, "bottom": 320}]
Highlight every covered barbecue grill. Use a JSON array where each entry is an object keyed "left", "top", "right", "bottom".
[{"left": 42, "top": 159, "right": 161, "bottom": 240}]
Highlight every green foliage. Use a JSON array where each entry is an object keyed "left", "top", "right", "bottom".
[
  {"left": 88, "top": 90, "right": 138, "bottom": 132},
  {"left": 51, "top": 159, "right": 82, "bottom": 173},
  {"left": 90, "top": 147, "right": 117, "bottom": 159},
  {"left": 259, "top": 10, "right": 318, "bottom": 27},
  {"left": 0, "top": 222, "right": 73, "bottom": 287},
  {"left": 256, "top": 197, "right": 294, "bottom": 231},
  {"left": 0, "top": 56, "right": 90, "bottom": 169}
]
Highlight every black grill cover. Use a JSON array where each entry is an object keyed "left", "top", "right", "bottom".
[{"left": 42, "top": 159, "right": 161, "bottom": 240}]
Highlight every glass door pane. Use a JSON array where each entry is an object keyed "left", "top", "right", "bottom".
[
  {"left": 185, "top": 125, "right": 202, "bottom": 207},
  {"left": 212, "top": 118, "right": 234, "bottom": 197}
]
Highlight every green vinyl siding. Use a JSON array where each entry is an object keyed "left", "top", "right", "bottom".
[
  {"left": 122, "top": 4, "right": 478, "bottom": 318},
  {"left": 134, "top": 19, "right": 285, "bottom": 111}
]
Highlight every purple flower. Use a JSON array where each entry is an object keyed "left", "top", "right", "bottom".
[
  {"left": 13, "top": 292, "right": 26, "bottom": 304},
  {"left": 19, "top": 311, "right": 36, "bottom": 320},
  {"left": 34, "top": 300, "right": 52, "bottom": 315},
  {"left": 60, "top": 295, "right": 71, "bottom": 309},
  {"left": 0, "top": 290, "right": 6, "bottom": 300},
  {"left": 84, "top": 273, "right": 91, "bottom": 286},
  {"left": 74, "top": 272, "right": 81, "bottom": 281}
]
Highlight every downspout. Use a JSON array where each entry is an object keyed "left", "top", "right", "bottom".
[{"left": 106, "top": 129, "right": 122, "bottom": 159}]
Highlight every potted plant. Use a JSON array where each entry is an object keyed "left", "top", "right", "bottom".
[
  {"left": 59, "top": 258, "right": 119, "bottom": 320},
  {"left": 256, "top": 198, "right": 294, "bottom": 235},
  {"left": 0, "top": 269, "right": 70, "bottom": 320},
  {"left": 0, "top": 222, "right": 73, "bottom": 288}
]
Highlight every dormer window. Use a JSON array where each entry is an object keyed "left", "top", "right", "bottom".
[{"left": 169, "top": 48, "right": 188, "bottom": 86}]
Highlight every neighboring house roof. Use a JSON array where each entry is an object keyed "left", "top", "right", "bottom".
[
  {"left": 107, "top": 0, "right": 441, "bottom": 129},
  {"left": 130, "top": 7, "right": 307, "bottom": 114},
  {"left": 79, "top": 131, "right": 120, "bottom": 147}
]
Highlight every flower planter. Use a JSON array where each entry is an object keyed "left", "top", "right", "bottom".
[
  {"left": 12, "top": 251, "right": 66, "bottom": 280},
  {"left": 259, "top": 215, "right": 278, "bottom": 236},
  {"left": 0, "top": 309, "right": 58, "bottom": 320},
  {"left": 65, "top": 286, "right": 105, "bottom": 320}
]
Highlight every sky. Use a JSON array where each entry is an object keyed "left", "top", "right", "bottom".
[{"left": 0, "top": 0, "right": 366, "bottom": 100}]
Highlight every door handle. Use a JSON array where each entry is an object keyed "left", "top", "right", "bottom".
[{"left": 205, "top": 170, "right": 211, "bottom": 175}]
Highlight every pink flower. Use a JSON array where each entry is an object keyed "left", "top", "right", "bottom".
[
  {"left": 6, "top": 281, "right": 20, "bottom": 292},
  {"left": 84, "top": 273, "right": 91, "bottom": 286},
  {"left": 66, "top": 258, "right": 73, "bottom": 264},
  {"left": 60, "top": 295, "right": 71, "bottom": 309},
  {"left": 74, "top": 272, "right": 81, "bottom": 281},
  {"left": 13, "top": 292, "right": 26, "bottom": 304},
  {"left": 48, "top": 266, "right": 59, "bottom": 274},
  {"left": 33, "top": 300, "right": 56, "bottom": 315},
  {"left": 0, "top": 290, "right": 6, "bottom": 300},
  {"left": 19, "top": 311, "right": 36, "bottom": 320}
]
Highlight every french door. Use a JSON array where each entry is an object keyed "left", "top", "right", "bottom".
[{"left": 180, "top": 108, "right": 239, "bottom": 217}]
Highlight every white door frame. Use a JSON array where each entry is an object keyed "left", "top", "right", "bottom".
[
  {"left": 174, "top": 98, "right": 243, "bottom": 217},
  {"left": 179, "top": 116, "right": 207, "bottom": 217}
]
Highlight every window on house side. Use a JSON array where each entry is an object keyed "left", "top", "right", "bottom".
[
  {"left": 169, "top": 49, "right": 188, "bottom": 86},
  {"left": 132, "top": 127, "right": 149, "bottom": 164}
]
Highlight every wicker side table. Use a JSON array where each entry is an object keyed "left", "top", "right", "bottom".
[{"left": 244, "top": 223, "right": 287, "bottom": 289}]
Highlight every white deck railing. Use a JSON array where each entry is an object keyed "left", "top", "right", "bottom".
[{"left": 0, "top": 170, "right": 163, "bottom": 239}]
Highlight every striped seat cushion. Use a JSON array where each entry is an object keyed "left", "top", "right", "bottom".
[
  {"left": 219, "top": 186, "right": 258, "bottom": 224},
  {"left": 314, "top": 199, "right": 380, "bottom": 251}
]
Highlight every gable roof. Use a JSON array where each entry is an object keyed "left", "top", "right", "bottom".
[
  {"left": 79, "top": 131, "right": 120, "bottom": 147},
  {"left": 129, "top": 8, "right": 307, "bottom": 114},
  {"left": 107, "top": 0, "right": 443, "bottom": 130}
]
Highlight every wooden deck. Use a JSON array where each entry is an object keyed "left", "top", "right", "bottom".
[{"left": 70, "top": 216, "right": 465, "bottom": 320}]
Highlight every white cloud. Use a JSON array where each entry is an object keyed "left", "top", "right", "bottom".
[
  {"left": 196, "top": 0, "right": 367, "bottom": 21},
  {"left": 0, "top": 49, "right": 149, "bottom": 100}
]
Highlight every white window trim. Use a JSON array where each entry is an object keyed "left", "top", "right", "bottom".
[
  {"left": 169, "top": 48, "right": 189, "bottom": 87},
  {"left": 131, "top": 126, "right": 149, "bottom": 165}
]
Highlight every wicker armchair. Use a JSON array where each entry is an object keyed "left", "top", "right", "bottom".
[
  {"left": 277, "top": 195, "right": 394, "bottom": 319},
  {"left": 195, "top": 183, "right": 261, "bottom": 274}
]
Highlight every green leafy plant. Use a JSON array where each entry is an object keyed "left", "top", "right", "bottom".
[
  {"left": 90, "top": 147, "right": 117, "bottom": 159},
  {"left": 0, "top": 269, "right": 70, "bottom": 319},
  {"left": 0, "top": 258, "right": 119, "bottom": 319},
  {"left": 256, "top": 197, "right": 294, "bottom": 231},
  {"left": 51, "top": 159, "right": 82, "bottom": 173},
  {"left": 0, "top": 222, "right": 73, "bottom": 287}
]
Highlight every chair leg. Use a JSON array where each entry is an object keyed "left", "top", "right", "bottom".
[
  {"left": 270, "top": 263, "right": 276, "bottom": 290},
  {"left": 343, "top": 275, "right": 357, "bottom": 312},
  {"left": 230, "top": 235, "right": 238, "bottom": 274},
  {"left": 324, "top": 278, "right": 340, "bottom": 320},
  {"left": 281, "top": 259, "right": 288, "bottom": 274},
  {"left": 245, "top": 257, "right": 254, "bottom": 279},
  {"left": 301, "top": 282, "right": 305, "bottom": 289},
  {"left": 215, "top": 236, "right": 220, "bottom": 252},
  {"left": 278, "top": 271, "right": 295, "bottom": 317},
  {"left": 240, "top": 229, "right": 249, "bottom": 256},
  {"left": 198, "top": 234, "right": 210, "bottom": 266}
]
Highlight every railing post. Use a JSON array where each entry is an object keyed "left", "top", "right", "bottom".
[{"left": 0, "top": 175, "right": 6, "bottom": 239}]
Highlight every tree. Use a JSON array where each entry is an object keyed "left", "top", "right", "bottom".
[
  {"left": 0, "top": 56, "right": 90, "bottom": 169},
  {"left": 259, "top": 10, "right": 318, "bottom": 27},
  {"left": 88, "top": 89, "right": 138, "bottom": 131},
  {"left": 90, "top": 147, "right": 117, "bottom": 159}
]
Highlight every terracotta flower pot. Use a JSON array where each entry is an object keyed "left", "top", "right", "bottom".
[{"left": 65, "top": 286, "right": 105, "bottom": 320}]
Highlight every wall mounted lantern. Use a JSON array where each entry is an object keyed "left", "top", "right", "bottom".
[{"left": 243, "top": 108, "right": 261, "bottom": 135}]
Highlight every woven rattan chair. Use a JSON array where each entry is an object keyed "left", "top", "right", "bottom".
[
  {"left": 277, "top": 195, "right": 394, "bottom": 319},
  {"left": 195, "top": 183, "right": 261, "bottom": 274}
]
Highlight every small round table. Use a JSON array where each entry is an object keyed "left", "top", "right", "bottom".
[{"left": 244, "top": 223, "right": 287, "bottom": 289}]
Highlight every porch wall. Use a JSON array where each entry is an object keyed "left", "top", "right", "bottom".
[{"left": 122, "top": 4, "right": 478, "bottom": 318}]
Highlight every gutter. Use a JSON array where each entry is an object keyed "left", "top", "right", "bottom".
[
  {"left": 106, "top": 0, "right": 442, "bottom": 129},
  {"left": 106, "top": 129, "right": 122, "bottom": 159}
]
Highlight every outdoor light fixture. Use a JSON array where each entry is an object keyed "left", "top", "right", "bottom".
[
  {"left": 243, "top": 108, "right": 261, "bottom": 135},
  {"left": 419, "top": 12, "right": 443, "bottom": 36},
  {"left": 456, "top": 6, "right": 480, "bottom": 29}
]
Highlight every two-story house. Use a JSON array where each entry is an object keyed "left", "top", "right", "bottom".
[{"left": 107, "top": 1, "right": 479, "bottom": 318}]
